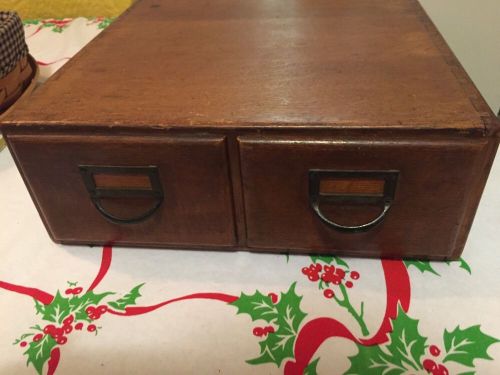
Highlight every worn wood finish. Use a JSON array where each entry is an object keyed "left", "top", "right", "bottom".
[
  {"left": 239, "top": 136, "right": 488, "bottom": 258},
  {"left": 1, "top": 0, "right": 499, "bottom": 259},
  {"left": 1, "top": 0, "right": 491, "bottom": 132},
  {"left": 8, "top": 134, "right": 236, "bottom": 247}
]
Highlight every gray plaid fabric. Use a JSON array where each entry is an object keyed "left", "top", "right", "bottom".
[{"left": 0, "top": 11, "right": 28, "bottom": 79}]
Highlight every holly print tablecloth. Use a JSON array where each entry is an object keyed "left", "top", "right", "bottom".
[{"left": 1, "top": 18, "right": 500, "bottom": 375}]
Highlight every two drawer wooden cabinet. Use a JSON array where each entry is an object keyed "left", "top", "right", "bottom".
[{"left": 1, "top": 0, "right": 498, "bottom": 259}]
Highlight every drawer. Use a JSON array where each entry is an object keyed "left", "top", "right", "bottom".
[
  {"left": 239, "top": 136, "right": 487, "bottom": 258},
  {"left": 9, "top": 134, "right": 235, "bottom": 247}
]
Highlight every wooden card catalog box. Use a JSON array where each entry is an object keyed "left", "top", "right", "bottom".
[{"left": 1, "top": 0, "right": 498, "bottom": 259}]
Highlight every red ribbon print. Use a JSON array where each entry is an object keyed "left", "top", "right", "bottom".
[
  {"left": 108, "top": 292, "right": 238, "bottom": 316},
  {"left": 87, "top": 245, "right": 112, "bottom": 292},
  {"left": 0, "top": 280, "right": 54, "bottom": 305},
  {"left": 47, "top": 348, "right": 60, "bottom": 375},
  {"left": 1, "top": 246, "right": 411, "bottom": 375}
]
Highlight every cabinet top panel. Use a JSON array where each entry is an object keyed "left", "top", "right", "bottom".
[{"left": 2, "top": 0, "right": 496, "bottom": 133}]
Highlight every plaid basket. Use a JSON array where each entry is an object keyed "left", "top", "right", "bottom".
[{"left": 0, "top": 11, "right": 28, "bottom": 79}]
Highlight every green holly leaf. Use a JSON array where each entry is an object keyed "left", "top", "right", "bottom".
[
  {"left": 22, "top": 288, "right": 115, "bottom": 374},
  {"left": 347, "top": 344, "right": 407, "bottom": 374},
  {"left": 33, "top": 288, "right": 114, "bottom": 324},
  {"left": 310, "top": 255, "right": 333, "bottom": 264},
  {"left": 347, "top": 306, "right": 426, "bottom": 374},
  {"left": 108, "top": 283, "right": 145, "bottom": 311},
  {"left": 457, "top": 372, "right": 475, "bottom": 375},
  {"left": 443, "top": 325, "right": 499, "bottom": 367},
  {"left": 458, "top": 258, "right": 472, "bottom": 274},
  {"left": 385, "top": 307, "right": 427, "bottom": 370},
  {"left": 403, "top": 260, "right": 440, "bottom": 276},
  {"left": 34, "top": 299, "right": 45, "bottom": 316},
  {"left": 233, "top": 283, "right": 307, "bottom": 367},
  {"left": 232, "top": 290, "right": 278, "bottom": 323},
  {"left": 445, "top": 258, "right": 472, "bottom": 275},
  {"left": 98, "top": 18, "right": 115, "bottom": 29},
  {"left": 310, "top": 255, "right": 349, "bottom": 269},
  {"left": 304, "top": 358, "right": 320, "bottom": 375},
  {"left": 23, "top": 19, "right": 41, "bottom": 25},
  {"left": 39, "top": 291, "right": 70, "bottom": 323},
  {"left": 69, "top": 290, "right": 115, "bottom": 322},
  {"left": 335, "top": 257, "right": 350, "bottom": 269},
  {"left": 24, "top": 335, "right": 57, "bottom": 375}
]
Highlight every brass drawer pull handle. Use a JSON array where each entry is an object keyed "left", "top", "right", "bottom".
[
  {"left": 309, "top": 170, "right": 399, "bottom": 233},
  {"left": 79, "top": 165, "right": 164, "bottom": 224}
]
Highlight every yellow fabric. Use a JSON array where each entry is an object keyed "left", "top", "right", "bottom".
[{"left": 0, "top": 0, "right": 132, "bottom": 19}]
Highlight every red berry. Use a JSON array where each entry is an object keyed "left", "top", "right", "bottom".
[
  {"left": 43, "top": 324, "right": 56, "bottom": 335},
  {"left": 308, "top": 273, "right": 319, "bottom": 282},
  {"left": 323, "top": 289, "right": 335, "bottom": 299},
  {"left": 75, "top": 322, "right": 84, "bottom": 331},
  {"left": 53, "top": 327, "right": 64, "bottom": 338},
  {"left": 64, "top": 325, "right": 73, "bottom": 334},
  {"left": 301, "top": 267, "right": 310, "bottom": 275},
  {"left": 253, "top": 327, "right": 264, "bottom": 337},
  {"left": 429, "top": 345, "right": 441, "bottom": 357},
  {"left": 264, "top": 326, "right": 275, "bottom": 334},
  {"left": 98, "top": 305, "right": 108, "bottom": 314},
  {"left": 314, "top": 263, "right": 322, "bottom": 272},
  {"left": 63, "top": 315, "right": 74, "bottom": 326},
  {"left": 33, "top": 333, "right": 43, "bottom": 342},
  {"left": 89, "top": 312, "right": 101, "bottom": 320},
  {"left": 86, "top": 306, "right": 95, "bottom": 313},
  {"left": 423, "top": 359, "right": 437, "bottom": 372},
  {"left": 56, "top": 336, "right": 67, "bottom": 345},
  {"left": 332, "top": 277, "right": 341, "bottom": 285},
  {"left": 65, "top": 288, "right": 74, "bottom": 295},
  {"left": 324, "top": 265, "right": 334, "bottom": 273},
  {"left": 335, "top": 269, "right": 346, "bottom": 279},
  {"left": 268, "top": 293, "right": 278, "bottom": 304},
  {"left": 20, "top": 341, "right": 27, "bottom": 347},
  {"left": 350, "top": 271, "right": 360, "bottom": 280},
  {"left": 73, "top": 287, "right": 83, "bottom": 295},
  {"left": 435, "top": 364, "right": 449, "bottom": 375},
  {"left": 345, "top": 281, "right": 353, "bottom": 288},
  {"left": 87, "top": 324, "right": 97, "bottom": 332}
]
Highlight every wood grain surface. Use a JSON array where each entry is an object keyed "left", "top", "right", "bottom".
[
  {"left": 8, "top": 134, "right": 236, "bottom": 247},
  {"left": 1, "top": 0, "right": 495, "bottom": 133}
]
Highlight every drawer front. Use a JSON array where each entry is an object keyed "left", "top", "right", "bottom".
[
  {"left": 9, "top": 134, "right": 235, "bottom": 247},
  {"left": 239, "top": 136, "right": 487, "bottom": 257}
]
